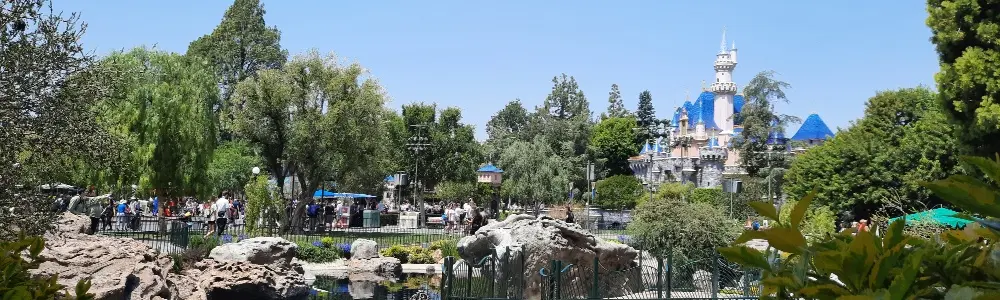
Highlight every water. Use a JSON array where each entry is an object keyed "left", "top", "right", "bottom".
[{"left": 308, "top": 275, "right": 441, "bottom": 300}]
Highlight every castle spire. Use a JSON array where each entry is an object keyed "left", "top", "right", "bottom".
[{"left": 720, "top": 27, "right": 727, "bottom": 54}]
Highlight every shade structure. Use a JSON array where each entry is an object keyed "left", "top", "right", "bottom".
[
  {"left": 888, "top": 207, "right": 973, "bottom": 228},
  {"left": 313, "top": 190, "right": 376, "bottom": 199}
]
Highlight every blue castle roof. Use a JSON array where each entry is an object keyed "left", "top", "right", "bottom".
[
  {"left": 791, "top": 114, "right": 835, "bottom": 141},
  {"left": 671, "top": 91, "right": 745, "bottom": 128},
  {"left": 639, "top": 142, "right": 664, "bottom": 154}
]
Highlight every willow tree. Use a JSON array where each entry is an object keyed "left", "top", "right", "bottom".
[{"left": 95, "top": 48, "right": 219, "bottom": 201}]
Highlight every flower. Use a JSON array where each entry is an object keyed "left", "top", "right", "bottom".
[
  {"left": 312, "top": 241, "right": 324, "bottom": 247},
  {"left": 222, "top": 234, "right": 233, "bottom": 243},
  {"left": 309, "top": 289, "right": 319, "bottom": 296},
  {"left": 238, "top": 234, "right": 248, "bottom": 241},
  {"left": 338, "top": 243, "right": 351, "bottom": 254}
]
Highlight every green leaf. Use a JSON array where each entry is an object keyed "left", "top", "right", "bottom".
[
  {"left": 734, "top": 230, "right": 767, "bottom": 245},
  {"left": 887, "top": 250, "right": 923, "bottom": 300},
  {"left": 944, "top": 285, "right": 983, "bottom": 300},
  {"left": 789, "top": 191, "right": 814, "bottom": 229},
  {"left": 812, "top": 251, "right": 843, "bottom": 275},
  {"left": 28, "top": 237, "right": 43, "bottom": 258},
  {"left": 749, "top": 201, "right": 780, "bottom": 222},
  {"left": 762, "top": 227, "right": 807, "bottom": 255},
  {"left": 717, "top": 246, "right": 772, "bottom": 272},
  {"left": 961, "top": 155, "right": 1000, "bottom": 185},
  {"left": 798, "top": 283, "right": 850, "bottom": 298}
]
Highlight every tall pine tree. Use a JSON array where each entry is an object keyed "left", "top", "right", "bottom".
[
  {"left": 603, "top": 83, "right": 629, "bottom": 120},
  {"left": 635, "top": 90, "right": 656, "bottom": 144}
]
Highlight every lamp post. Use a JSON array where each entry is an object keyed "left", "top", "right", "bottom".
[{"left": 406, "top": 124, "right": 431, "bottom": 228}]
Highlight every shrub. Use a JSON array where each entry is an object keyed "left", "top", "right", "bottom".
[
  {"left": 689, "top": 187, "right": 724, "bottom": 206},
  {"left": 379, "top": 244, "right": 437, "bottom": 264},
  {"left": 430, "top": 239, "right": 459, "bottom": 258},
  {"left": 320, "top": 237, "right": 335, "bottom": 248},
  {"left": 296, "top": 242, "right": 341, "bottom": 263},
  {"left": 2, "top": 236, "right": 95, "bottom": 299},
  {"left": 380, "top": 245, "right": 410, "bottom": 262},
  {"left": 628, "top": 196, "right": 740, "bottom": 260},
  {"left": 777, "top": 199, "right": 837, "bottom": 241},
  {"left": 595, "top": 175, "right": 643, "bottom": 209}
]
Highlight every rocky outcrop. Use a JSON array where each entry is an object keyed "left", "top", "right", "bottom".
[
  {"left": 34, "top": 213, "right": 309, "bottom": 300},
  {"left": 457, "top": 214, "right": 642, "bottom": 299},
  {"left": 346, "top": 239, "right": 402, "bottom": 282}
]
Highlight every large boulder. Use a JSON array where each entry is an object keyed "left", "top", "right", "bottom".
[
  {"left": 457, "top": 214, "right": 642, "bottom": 299},
  {"left": 350, "top": 239, "right": 379, "bottom": 260},
  {"left": 33, "top": 212, "right": 175, "bottom": 300},
  {"left": 209, "top": 237, "right": 296, "bottom": 267},
  {"left": 34, "top": 213, "right": 310, "bottom": 300}
]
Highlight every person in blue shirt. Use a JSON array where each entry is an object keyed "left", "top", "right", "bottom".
[
  {"left": 116, "top": 200, "right": 127, "bottom": 230},
  {"left": 152, "top": 196, "right": 159, "bottom": 217}
]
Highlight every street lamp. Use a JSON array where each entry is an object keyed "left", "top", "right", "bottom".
[
  {"left": 634, "top": 119, "right": 671, "bottom": 205},
  {"left": 252, "top": 167, "right": 261, "bottom": 175},
  {"left": 406, "top": 124, "right": 431, "bottom": 227}
]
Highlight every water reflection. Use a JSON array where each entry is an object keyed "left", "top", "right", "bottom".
[{"left": 310, "top": 275, "right": 441, "bottom": 300}]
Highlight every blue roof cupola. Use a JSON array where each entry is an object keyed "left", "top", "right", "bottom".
[
  {"left": 477, "top": 164, "right": 504, "bottom": 173},
  {"left": 791, "top": 114, "right": 835, "bottom": 141},
  {"left": 384, "top": 175, "right": 395, "bottom": 182}
]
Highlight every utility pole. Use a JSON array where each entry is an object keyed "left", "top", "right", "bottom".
[{"left": 406, "top": 124, "right": 431, "bottom": 228}]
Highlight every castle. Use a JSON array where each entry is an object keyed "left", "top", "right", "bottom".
[{"left": 628, "top": 32, "right": 834, "bottom": 189}]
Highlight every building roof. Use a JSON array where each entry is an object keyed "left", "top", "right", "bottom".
[
  {"left": 385, "top": 175, "right": 395, "bottom": 182},
  {"left": 639, "top": 142, "right": 664, "bottom": 154},
  {"left": 791, "top": 113, "right": 835, "bottom": 141},
  {"left": 671, "top": 91, "right": 745, "bottom": 128},
  {"left": 477, "top": 164, "right": 504, "bottom": 173}
]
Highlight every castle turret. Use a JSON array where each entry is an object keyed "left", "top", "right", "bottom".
[{"left": 712, "top": 29, "right": 738, "bottom": 133}]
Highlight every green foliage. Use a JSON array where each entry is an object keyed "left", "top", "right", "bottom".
[
  {"left": 435, "top": 181, "right": 491, "bottom": 205},
  {"left": 591, "top": 117, "right": 640, "bottom": 176},
  {"left": 927, "top": 0, "right": 1000, "bottom": 157},
  {"left": 722, "top": 153, "right": 1000, "bottom": 299},
  {"left": 244, "top": 175, "right": 283, "bottom": 232},
  {"left": 295, "top": 242, "right": 342, "bottom": 263},
  {"left": 1, "top": 236, "right": 94, "bottom": 299},
  {"left": 784, "top": 87, "right": 960, "bottom": 219},
  {"left": 734, "top": 71, "right": 799, "bottom": 178},
  {"left": 399, "top": 103, "right": 482, "bottom": 190},
  {"left": 634, "top": 90, "right": 656, "bottom": 145},
  {"left": 689, "top": 187, "right": 724, "bottom": 206},
  {"left": 96, "top": 48, "right": 219, "bottom": 199},
  {"left": 430, "top": 239, "right": 460, "bottom": 258},
  {"left": 187, "top": 0, "right": 286, "bottom": 117},
  {"left": 207, "top": 141, "right": 261, "bottom": 196},
  {"left": 602, "top": 83, "right": 630, "bottom": 120},
  {"left": 628, "top": 196, "right": 740, "bottom": 261},
  {"left": 778, "top": 200, "right": 837, "bottom": 241},
  {"left": 594, "top": 175, "right": 642, "bottom": 209},
  {"left": 379, "top": 244, "right": 437, "bottom": 264},
  {"left": 320, "top": 237, "right": 335, "bottom": 248},
  {"left": 499, "top": 136, "right": 571, "bottom": 207},
  {"left": 484, "top": 100, "right": 531, "bottom": 162}
]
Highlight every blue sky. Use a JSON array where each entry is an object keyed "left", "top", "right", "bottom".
[{"left": 56, "top": 0, "right": 938, "bottom": 141}]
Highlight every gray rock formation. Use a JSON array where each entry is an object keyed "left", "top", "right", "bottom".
[
  {"left": 456, "top": 214, "right": 642, "bottom": 299},
  {"left": 346, "top": 239, "right": 402, "bottom": 282},
  {"left": 34, "top": 212, "right": 310, "bottom": 300},
  {"left": 350, "top": 238, "right": 379, "bottom": 259}
]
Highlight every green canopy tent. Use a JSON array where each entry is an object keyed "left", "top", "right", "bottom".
[{"left": 888, "top": 207, "right": 973, "bottom": 228}]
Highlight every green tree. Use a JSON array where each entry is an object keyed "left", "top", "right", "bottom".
[
  {"left": 594, "top": 175, "right": 642, "bottom": 209},
  {"left": 602, "top": 83, "right": 629, "bottom": 120},
  {"left": 398, "top": 103, "right": 481, "bottom": 191},
  {"left": 2, "top": 0, "right": 121, "bottom": 240},
  {"left": 227, "top": 68, "right": 293, "bottom": 197},
  {"left": 485, "top": 100, "right": 531, "bottom": 161},
  {"left": 207, "top": 140, "right": 261, "bottom": 196},
  {"left": 926, "top": 0, "right": 1000, "bottom": 157},
  {"left": 244, "top": 174, "right": 283, "bottom": 232},
  {"left": 783, "top": 87, "right": 960, "bottom": 219},
  {"left": 634, "top": 90, "right": 655, "bottom": 145},
  {"left": 591, "top": 117, "right": 639, "bottom": 176},
  {"left": 734, "top": 71, "right": 800, "bottom": 179},
  {"left": 628, "top": 196, "right": 740, "bottom": 260},
  {"left": 188, "top": 0, "right": 287, "bottom": 137},
  {"left": 777, "top": 199, "right": 837, "bottom": 241},
  {"left": 435, "top": 181, "right": 491, "bottom": 205},
  {"left": 689, "top": 187, "right": 724, "bottom": 206},
  {"left": 96, "top": 48, "right": 219, "bottom": 201},
  {"left": 499, "top": 136, "right": 571, "bottom": 210}
]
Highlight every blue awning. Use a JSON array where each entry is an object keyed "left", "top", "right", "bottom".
[{"left": 313, "top": 190, "right": 377, "bottom": 198}]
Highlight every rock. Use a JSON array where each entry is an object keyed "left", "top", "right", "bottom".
[
  {"left": 350, "top": 239, "right": 379, "bottom": 259},
  {"left": 34, "top": 213, "right": 309, "bottom": 300},
  {"left": 33, "top": 212, "right": 175, "bottom": 300},
  {"left": 456, "top": 214, "right": 642, "bottom": 299},
  {"left": 209, "top": 237, "right": 297, "bottom": 267},
  {"left": 693, "top": 270, "right": 712, "bottom": 292},
  {"left": 348, "top": 280, "right": 376, "bottom": 299},
  {"left": 347, "top": 257, "right": 402, "bottom": 282}
]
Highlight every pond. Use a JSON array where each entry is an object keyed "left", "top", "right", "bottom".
[{"left": 308, "top": 275, "right": 442, "bottom": 300}]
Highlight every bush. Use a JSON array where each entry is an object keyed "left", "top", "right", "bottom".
[
  {"left": 379, "top": 244, "right": 437, "bottom": 264},
  {"left": 430, "top": 239, "right": 459, "bottom": 258},
  {"left": 595, "top": 175, "right": 643, "bottom": 209},
  {"left": 2, "top": 236, "right": 95, "bottom": 299},
  {"left": 296, "top": 241, "right": 342, "bottom": 263},
  {"left": 380, "top": 245, "right": 410, "bottom": 262},
  {"left": 689, "top": 187, "right": 724, "bottom": 206},
  {"left": 628, "top": 196, "right": 740, "bottom": 261},
  {"left": 320, "top": 237, "right": 335, "bottom": 248},
  {"left": 777, "top": 199, "right": 836, "bottom": 241}
]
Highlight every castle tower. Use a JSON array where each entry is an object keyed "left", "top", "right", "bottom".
[{"left": 712, "top": 29, "right": 738, "bottom": 134}]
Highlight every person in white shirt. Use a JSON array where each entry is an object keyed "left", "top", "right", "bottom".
[{"left": 214, "top": 192, "right": 231, "bottom": 237}]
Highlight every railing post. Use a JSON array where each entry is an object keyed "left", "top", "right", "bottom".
[
  {"left": 489, "top": 252, "right": 497, "bottom": 298},
  {"left": 742, "top": 267, "right": 750, "bottom": 296},
  {"left": 553, "top": 260, "right": 563, "bottom": 300},
  {"left": 712, "top": 252, "right": 719, "bottom": 300},
  {"left": 466, "top": 259, "right": 473, "bottom": 298},
  {"left": 444, "top": 256, "right": 455, "bottom": 300},
  {"left": 656, "top": 257, "right": 663, "bottom": 299},
  {"left": 520, "top": 250, "right": 526, "bottom": 299},
  {"left": 590, "top": 257, "right": 600, "bottom": 299},
  {"left": 666, "top": 249, "right": 672, "bottom": 299}
]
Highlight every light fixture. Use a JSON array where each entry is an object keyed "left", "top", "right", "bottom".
[{"left": 252, "top": 167, "right": 261, "bottom": 175}]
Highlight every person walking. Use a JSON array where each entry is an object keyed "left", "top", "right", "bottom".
[
  {"left": 214, "top": 192, "right": 231, "bottom": 237},
  {"left": 85, "top": 196, "right": 104, "bottom": 234}
]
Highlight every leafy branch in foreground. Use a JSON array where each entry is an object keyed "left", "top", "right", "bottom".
[{"left": 720, "top": 154, "right": 1000, "bottom": 299}]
